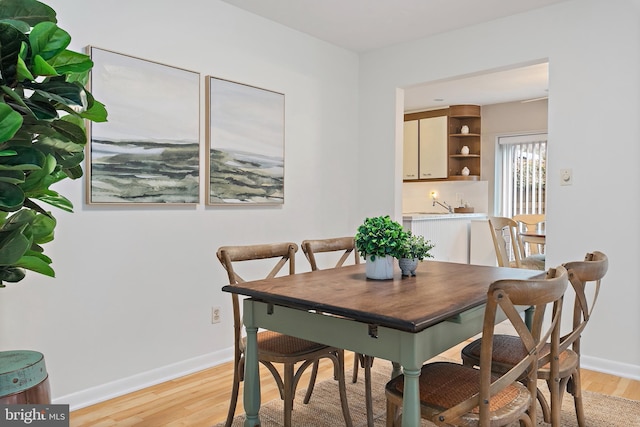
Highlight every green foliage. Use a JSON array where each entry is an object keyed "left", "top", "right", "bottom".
[
  {"left": 398, "top": 233, "right": 435, "bottom": 261},
  {"left": 0, "top": 0, "right": 108, "bottom": 286},
  {"left": 354, "top": 215, "right": 409, "bottom": 261}
]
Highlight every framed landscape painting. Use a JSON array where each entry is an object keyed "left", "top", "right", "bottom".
[
  {"left": 206, "top": 76, "right": 285, "bottom": 205},
  {"left": 87, "top": 47, "right": 200, "bottom": 205}
]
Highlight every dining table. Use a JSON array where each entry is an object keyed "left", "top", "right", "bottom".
[{"left": 222, "top": 260, "right": 542, "bottom": 427}]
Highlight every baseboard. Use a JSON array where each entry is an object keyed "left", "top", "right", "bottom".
[
  {"left": 581, "top": 354, "right": 640, "bottom": 381},
  {"left": 55, "top": 348, "right": 234, "bottom": 411}
]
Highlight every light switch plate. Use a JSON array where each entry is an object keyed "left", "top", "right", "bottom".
[{"left": 560, "top": 168, "right": 572, "bottom": 186}]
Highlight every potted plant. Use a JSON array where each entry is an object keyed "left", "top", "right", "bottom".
[
  {"left": 355, "top": 215, "right": 409, "bottom": 279},
  {"left": 0, "top": 0, "right": 107, "bottom": 404},
  {"left": 398, "top": 233, "right": 435, "bottom": 276}
]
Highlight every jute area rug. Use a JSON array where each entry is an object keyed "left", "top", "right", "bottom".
[{"left": 218, "top": 359, "right": 640, "bottom": 427}]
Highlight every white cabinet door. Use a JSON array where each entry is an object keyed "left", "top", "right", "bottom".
[
  {"left": 419, "top": 116, "right": 448, "bottom": 179},
  {"left": 403, "top": 120, "right": 419, "bottom": 180}
]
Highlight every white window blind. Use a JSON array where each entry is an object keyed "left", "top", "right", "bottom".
[{"left": 498, "top": 133, "right": 547, "bottom": 217}]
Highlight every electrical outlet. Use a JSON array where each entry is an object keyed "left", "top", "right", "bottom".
[{"left": 211, "top": 306, "right": 221, "bottom": 324}]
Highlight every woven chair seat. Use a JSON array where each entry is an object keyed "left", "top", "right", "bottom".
[
  {"left": 461, "top": 336, "right": 579, "bottom": 377},
  {"left": 520, "top": 253, "right": 546, "bottom": 270},
  {"left": 386, "top": 362, "right": 531, "bottom": 424},
  {"left": 240, "top": 331, "right": 332, "bottom": 357}
]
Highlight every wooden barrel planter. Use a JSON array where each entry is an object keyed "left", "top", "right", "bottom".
[{"left": 0, "top": 350, "right": 51, "bottom": 404}]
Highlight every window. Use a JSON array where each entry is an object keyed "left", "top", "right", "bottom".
[{"left": 497, "top": 133, "right": 547, "bottom": 217}]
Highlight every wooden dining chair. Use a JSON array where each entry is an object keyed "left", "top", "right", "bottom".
[
  {"left": 301, "top": 237, "right": 374, "bottom": 425},
  {"left": 301, "top": 236, "right": 360, "bottom": 271},
  {"left": 487, "top": 216, "right": 545, "bottom": 270},
  {"left": 217, "top": 242, "right": 353, "bottom": 427},
  {"left": 512, "top": 213, "right": 546, "bottom": 256},
  {"left": 385, "top": 265, "right": 568, "bottom": 427},
  {"left": 460, "top": 251, "right": 608, "bottom": 426}
]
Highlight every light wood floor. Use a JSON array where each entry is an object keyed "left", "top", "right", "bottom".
[{"left": 69, "top": 338, "right": 640, "bottom": 426}]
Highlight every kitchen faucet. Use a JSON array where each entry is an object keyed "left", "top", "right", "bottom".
[{"left": 433, "top": 198, "right": 453, "bottom": 213}]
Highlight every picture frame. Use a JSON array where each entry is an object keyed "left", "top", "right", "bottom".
[
  {"left": 205, "top": 76, "right": 285, "bottom": 205},
  {"left": 86, "top": 46, "right": 200, "bottom": 205}
]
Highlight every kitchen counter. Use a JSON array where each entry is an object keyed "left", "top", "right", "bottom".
[
  {"left": 403, "top": 212, "right": 487, "bottom": 220},
  {"left": 402, "top": 212, "right": 488, "bottom": 263}
]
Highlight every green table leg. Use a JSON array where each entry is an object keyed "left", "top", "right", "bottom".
[
  {"left": 525, "top": 306, "right": 534, "bottom": 330},
  {"left": 401, "top": 367, "right": 421, "bottom": 427},
  {"left": 243, "top": 323, "right": 261, "bottom": 427}
]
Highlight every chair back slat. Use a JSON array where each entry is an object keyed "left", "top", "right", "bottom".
[
  {"left": 488, "top": 216, "right": 523, "bottom": 267},
  {"left": 301, "top": 237, "right": 360, "bottom": 271},
  {"left": 513, "top": 214, "right": 546, "bottom": 256},
  {"left": 560, "top": 251, "right": 608, "bottom": 354}
]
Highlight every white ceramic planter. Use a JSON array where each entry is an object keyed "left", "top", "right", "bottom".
[{"left": 365, "top": 255, "right": 395, "bottom": 280}]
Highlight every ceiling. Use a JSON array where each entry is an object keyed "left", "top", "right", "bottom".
[{"left": 220, "top": 0, "right": 562, "bottom": 110}]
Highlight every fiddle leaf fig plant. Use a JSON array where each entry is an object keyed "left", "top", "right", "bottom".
[
  {"left": 355, "top": 215, "right": 409, "bottom": 261},
  {"left": 0, "top": 0, "right": 108, "bottom": 287}
]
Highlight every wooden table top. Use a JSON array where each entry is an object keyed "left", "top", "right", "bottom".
[{"left": 222, "top": 261, "right": 542, "bottom": 333}]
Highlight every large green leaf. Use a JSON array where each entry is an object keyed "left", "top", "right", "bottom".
[
  {"left": 0, "top": 145, "right": 46, "bottom": 170},
  {"left": 0, "top": 223, "right": 31, "bottom": 264},
  {"left": 23, "top": 95, "right": 58, "bottom": 120},
  {"left": 32, "top": 54, "right": 58, "bottom": 76},
  {"left": 0, "top": 0, "right": 57, "bottom": 26},
  {"left": 24, "top": 79, "right": 86, "bottom": 108},
  {"left": 0, "top": 266, "right": 26, "bottom": 284},
  {"left": 0, "top": 169, "right": 25, "bottom": 184},
  {"left": 29, "top": 212, "right": 55, "bottom": 243},
  {"left": 16, "top": 45, "right": 35, "bottom": 81},
  {"left": 49, "top": 49, "right": 93, "bottom": 75},
  {"left": 0, "top": 103, "right": 23, "bottom": 143},
  {"left": 32, "top": 192, "right": 73, "bottom": 213},
  {"left": 50, "top": 119, "right": 86, "bottom": 144},
  {"left": 0, "top": 22, "right": 28, "bottom": 85},
  {"left": 0, "top": 181, "right": 24, "bottom": 211},
  {"left": 29, "top": 21, "right": 69, "bottom": 61},
  {"left": 0, "top": 19, "right": 30, "bottom": 33},
  {"left": 81, "top": 98, "right": 108, "bottom": 122},
  {"left": 15, "top": 252, "right": 54, "bottom": 277},
  {"left": 64, "top": 164, "right": 83, "bottom": 180}
]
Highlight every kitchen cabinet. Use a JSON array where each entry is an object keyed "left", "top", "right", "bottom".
[
  {"left": 403, "top": 120, "right": 419, "bottom": 179},
  {"left": 403, "top": 109, "right": 448, "bottom": 180},
  {"left": 448, "top": 104, "right": 481, "bottom": 180},
  {"left": 403, "top": 105, "right": 481, "bottom": 181}
]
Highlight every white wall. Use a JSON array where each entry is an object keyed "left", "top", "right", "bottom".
[
  {"left": 0, "top": 0, "right": 361, "bottom": 408},
  {"left": 358, "top": 0, "right": 640, "bottom": 378}
]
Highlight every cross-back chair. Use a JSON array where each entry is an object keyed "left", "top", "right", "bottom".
[
  {"left": 217, "top": 242, "right": 353, "bottom": 427},
  {"left": 301, "top": 236, "right": 360, "bottom": 271},
  {"left": 488, "top": 216, "right": 545, "bottom": 270},
  {"left": 460, "top": 251, "right": 608, "bottom": 426},
  {"left": 385, "top": 266, "right": 568, "bottom": 427},
  {"left": 301, "top": 237, "right": 374, "bottom": 426},
  {"left": 512, "top": 213, "right": 546, "bottom": 256}
]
